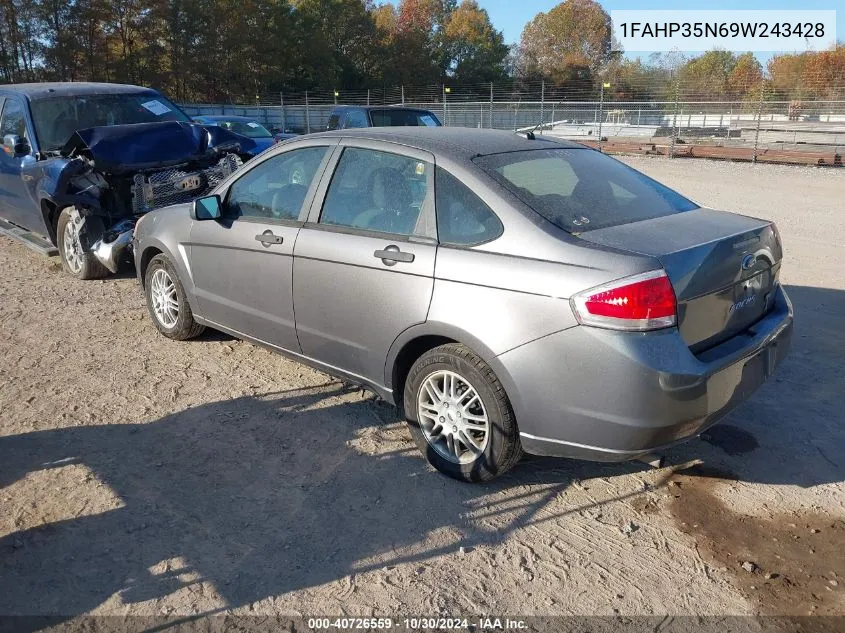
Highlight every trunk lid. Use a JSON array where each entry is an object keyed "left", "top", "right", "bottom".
[{"left": 578, "top": 208, "right": 782, "bottom": 351}]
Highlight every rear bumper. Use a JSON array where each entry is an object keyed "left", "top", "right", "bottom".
[{"left": 497, "top": 284, "right": 793, "bottom": 461}]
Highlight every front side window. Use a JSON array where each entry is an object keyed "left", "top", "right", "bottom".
[
  {"left": 225, "top": 146, "right": 328, "bottom": 220},
  {"left": 30, "top": 93, "right": 190, "bottom": 151},
  {"left": 435, "top": 167, "right": 502, "bottom": 246},
  {"left": 320, "top": 147, "right": 432, "bottom": 237},
  {"left": 474, "top": 148, "right": 698, "bottom": 232},
  {"left": 0, "top": 99, "right": 29, "bottom": 144}
]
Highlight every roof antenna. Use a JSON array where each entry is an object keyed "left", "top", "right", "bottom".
[{"left": 517, "top": 96, "right": 566, "bottom": 140}]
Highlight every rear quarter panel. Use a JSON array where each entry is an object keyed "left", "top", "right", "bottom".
[
  {"left": 383, "top": 154, "right": 662, "bottom": 389},
  {"left": 429, "top": 248, "right": 580, "bottom": 355}
]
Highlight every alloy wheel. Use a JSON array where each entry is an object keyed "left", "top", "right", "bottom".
[
  {"left": 417, "top": 370, "right": 490, "bottom": 464},
  {"left": 150, "top": 268, "right": 179, "bottom": 328},
  {"left": 62, "top": 212, "right": 85, "bottom": 274}
]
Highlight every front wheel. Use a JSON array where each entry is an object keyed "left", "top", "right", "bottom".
[
  {"left": 144, "top": 254, "right": 205, "bottom": 340},
  {"left": 56, "top": 207, "right": 109, "bottom": 280},
  {"left": 404, "top": 343, "right": 523, "bottom": 482}
]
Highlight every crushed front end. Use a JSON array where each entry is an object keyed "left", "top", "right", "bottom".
[
  {"left": 131, "top": 154, "right": 241, "bottom": 215},
  {"left": 54, "top": 121, "right": 251, "bottom": 273}
]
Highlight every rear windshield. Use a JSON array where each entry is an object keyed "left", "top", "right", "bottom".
[
  {"left": 473, "top": 148, "right": 698, "bottom": 232},
  {"left": 370, "top": 109, "right": 441, "bottom": 127}
]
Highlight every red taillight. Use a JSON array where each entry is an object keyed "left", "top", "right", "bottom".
[{"left": 571, "top": 270, "right": 677, "bottom": 331}]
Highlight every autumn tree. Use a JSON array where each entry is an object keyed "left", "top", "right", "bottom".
[
  {"left": 291, "top": 0, "right": 382, "bottom": 90},
  {"left": 382, "top": 0, "right": 453, "bottom": 85},
  {"left": 442, "top": 0, "right": 508, "bottom": 83},
  {"left": 604, "top": 57, "right": 671, "bottom": 101},
  {"left": 766, "top": 44, "right": 845, "bottom": 101},
  {"left": 800, "top": 44, "right": 845, "bottom": 101},
  {"left": 0, "top": 0, "right": 41, "bottom": 82},
  {"left": 376, "top": 0, "right": 507, "bottom": 85},
  {"left": 727, "top": 52, "right": 763, "bottom": 98},
  {"left": 3, "top": 0, "right": 839, "bottom": 105},
  {"left": 678, "top": 50, "right": 736, "bottom": 99},
  {"left": 767, "top": 52, "right": 806, "bottom": 99},
  {"left": 517, "top": 0, "right": 611, "bottom": 85}
]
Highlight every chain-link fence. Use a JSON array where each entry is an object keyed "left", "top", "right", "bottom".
[{"left": 181, "top": 78, "right": 845, "bottom": 165}]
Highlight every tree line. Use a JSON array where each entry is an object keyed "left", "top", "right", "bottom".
[{"left": 1, "top": 0, "right": 842, "bottom": 103}]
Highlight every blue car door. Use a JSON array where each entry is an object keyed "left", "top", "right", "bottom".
[{"left": 0, "top": 96, "right": 39, "bottom": 231}]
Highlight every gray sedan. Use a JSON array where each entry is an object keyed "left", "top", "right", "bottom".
[{"left": 133, "top": 128, "right": 793, "bottom": 482}]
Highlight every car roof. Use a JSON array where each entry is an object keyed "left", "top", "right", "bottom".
[
  {"left": 194, "top": 115, "right": 260, "bottom": 122},
  {"left": 306, "top": 127, "right": 586, "bottom": 160},
  {"left": 331, "top": 105, "right": 436, "bottom": 113},
  {"left": 0, "top": 82, "right": 160, "bottom": 99}
]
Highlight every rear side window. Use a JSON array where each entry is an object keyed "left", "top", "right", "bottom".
[
  {"left": 435, "top": 168, "right": 502, "bottom": 246},
  {"left": 326, "top": 114, "right": 340, "bottom": 131},
  {"left": 320, "top": 147, "right": 432, "bottom": 237},
  {"left": 474, "top": 148, "right": 697, "bottom": 232}
]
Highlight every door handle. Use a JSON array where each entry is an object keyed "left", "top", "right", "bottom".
[
  {"left": 374, "top": 245, "right": 415, "bottom": 266},
  {"left": 255, "top": 230, "right": 283, "bottom": 247}
]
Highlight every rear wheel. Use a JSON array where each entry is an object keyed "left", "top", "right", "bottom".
[
  {"left": 144, "top": 254, "right": 205, "bottom": 340},
  {"left": 56, "top": 206, "right": 109, "bottom": 280},
  {"left": 404, "top": 343, "right": 523, "bottom": 482}
]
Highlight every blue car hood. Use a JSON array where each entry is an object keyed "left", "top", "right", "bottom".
[
  {"left": 61, "top": 121, "right": 258, "bottom": 174},
  {"left": 248, "top": 137, "right": 275, "bottom": 156}
]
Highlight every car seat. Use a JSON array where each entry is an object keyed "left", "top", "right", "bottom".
[
  {"left": 270, "top": 184, "right": 308, "bottom": 220},
  {"left": 352, "top": 168, "right": 416, "bottom": 233}
]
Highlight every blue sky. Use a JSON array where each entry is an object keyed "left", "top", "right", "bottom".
[{"left": 384, "top": 0, "right": 843, "bottom": 64}]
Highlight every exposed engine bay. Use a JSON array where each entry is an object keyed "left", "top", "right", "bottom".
[{"left": 53, "top": 121, "right": 252, "bottom": 272}]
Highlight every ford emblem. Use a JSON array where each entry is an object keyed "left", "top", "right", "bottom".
[{"left": 741, "top": 254, "right": 756, "bottom": 270}]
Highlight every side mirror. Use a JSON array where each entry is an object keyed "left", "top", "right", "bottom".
[
  {"left": 191, "top": 195, "right": 222, "bottom": 221},
  {"left": 3, "top": 134, "right": 30, "bottom": 157}
]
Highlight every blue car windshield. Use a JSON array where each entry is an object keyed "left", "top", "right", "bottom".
[
  {"left": 31, "top": 93, "right": 191, "bottom": 151},
  {"left": 211, "top": 120, "right": 272, "bottom": 138}
]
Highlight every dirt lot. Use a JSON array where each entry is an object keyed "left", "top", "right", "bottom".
[{"left": 1, "top": 158, "right": 843, "bottom": 624}]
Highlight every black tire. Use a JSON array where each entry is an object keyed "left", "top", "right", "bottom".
[
  {"left": 56, "top": 207, "right": 109, "bottom": 280},
  {"left": 403, "top": 343, "right": 523, "bottom": 482},
  {"left": 143, "top": 254, "right": 205, "bottom": 340}
]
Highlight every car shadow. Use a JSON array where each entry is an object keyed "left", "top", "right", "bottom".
[
  {"left": 0, "top": 285, "right": 840, "bottom": 620},
  {"left": 662, "top": 284, "right": 845, "bottom": 487},
  {"left": 109, "top": 264, "right": 139, "bottom": 281},
  {"left": 0, "top": 382, "right": 646, "bottom": 621}
]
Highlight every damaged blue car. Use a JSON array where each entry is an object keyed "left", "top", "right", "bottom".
[
  {"left": 0, "top": 82, "right": 256, "bottom": 279},
  {"left": 191, "top": 115, "right": 280, "bottom": 158}
]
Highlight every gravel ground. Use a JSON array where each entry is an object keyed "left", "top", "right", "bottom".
[{"left": 0, "top": 158, "right": 843, "bottom": 624}]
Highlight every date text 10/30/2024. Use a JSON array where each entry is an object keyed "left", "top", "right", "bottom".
[{"left": 307, "top": 617, "right": 529, "bottom": 630}]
